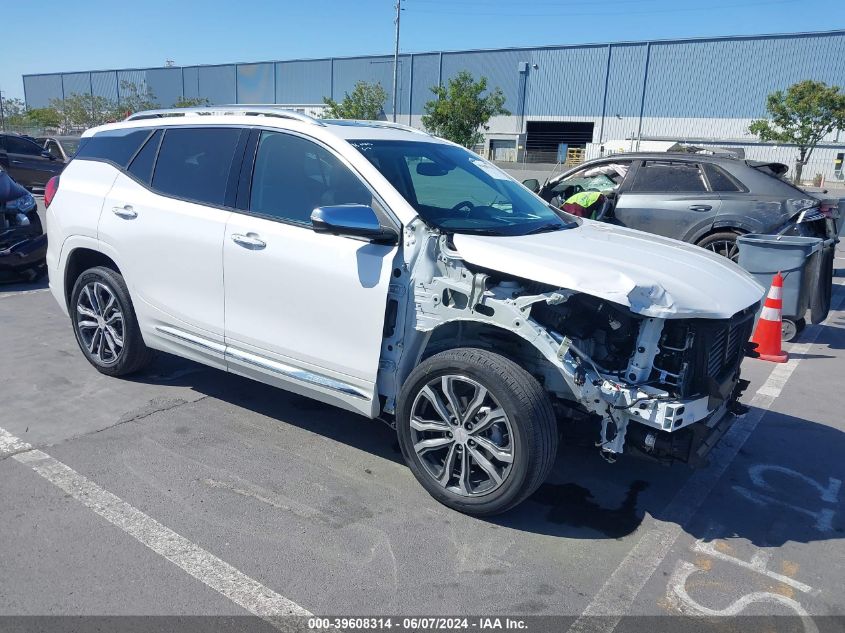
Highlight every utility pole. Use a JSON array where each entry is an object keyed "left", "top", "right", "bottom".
[
  {"left": 392, "top": 0, "right": 401, "bottom": 122},
  {"left": 0, "top": 90, "right": 5, "bottom": 132}
]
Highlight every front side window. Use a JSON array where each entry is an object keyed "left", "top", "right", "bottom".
[
  {"left": 46, "top": 141, "right": 63, "bottom": 159},
  {"left": 151, "top": 128, "right": 241, "bottom": 206},
  {"left": 350, "top": 140, "right": 576, "bottom": 236},
  {"left": 249, "top": 131, "right": 372, "bottom": 224},
  {"left": 554, "top": 161, "right": 631, "bottom": 197},
  {"left": 629, "top": 161, "right": 708, "bottom": 193}
]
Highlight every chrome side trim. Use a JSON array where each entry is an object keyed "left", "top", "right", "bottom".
[
  {"left": 225, "top": 347, "right": 371, "bottom": 401},
  {"left": 155, "top": 326, "right": 226, "bottom": 355}
]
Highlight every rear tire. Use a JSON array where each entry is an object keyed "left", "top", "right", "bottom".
[
  {"left": 697, "top": 231, "right": 741, "bottom": 262},
  {"left": 397, "top": 348, "right": 558, "bottom": 516},
  {"left": 70, "top": 266, "right": 153, "bottom": 376}
]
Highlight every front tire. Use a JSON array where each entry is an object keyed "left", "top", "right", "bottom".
[
  {"left": 397, "top": 348, "right": 558, "bottom": 516},
  {"left": 697, "top": 231, "right": 741, "bottom": 262},
  {"left": 70, "top": 266, "right": 153, "bottom": 376}
]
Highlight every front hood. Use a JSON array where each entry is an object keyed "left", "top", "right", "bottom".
[{"left": 452, "top": 221, "right": 766, "bottom": 319}]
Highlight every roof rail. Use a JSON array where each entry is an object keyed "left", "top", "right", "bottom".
[
  {"left": 125, "top": 105, "right": 325, "bottom": 126},
  {"left": 322, "top": 119, "right": 429, "bottom": 135}
]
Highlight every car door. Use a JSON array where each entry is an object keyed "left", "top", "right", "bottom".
[
  {"left": 44, "top": 139, "right": 64, "bottom": 161},
  {"left": 1, "top": 135, "right": 61, "bottom": 189},
  {"left": 223, "top": 129, "right": 399, "bottom": 416},
  {"left": 98, "top": 126, "right": 246, "bottom": 370},
  {"left": 613, "top": 160, "right": 721, "bottom": 241}
]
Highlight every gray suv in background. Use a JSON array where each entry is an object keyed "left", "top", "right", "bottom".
[{"left": 527, "top": 153, "right": 838, "bottom": 261}]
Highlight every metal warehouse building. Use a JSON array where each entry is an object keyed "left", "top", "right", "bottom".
[{"left": 22, "top": 29, "right": 845, "bottom": 181}]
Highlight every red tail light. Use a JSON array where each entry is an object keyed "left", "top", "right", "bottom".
[{"left": 44, "top": 176, "right": 60, "bottom": 208}]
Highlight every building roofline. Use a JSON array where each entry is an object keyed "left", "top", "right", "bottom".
[{"left": 21, "top": 28, "right": 845, "bottom": 79}]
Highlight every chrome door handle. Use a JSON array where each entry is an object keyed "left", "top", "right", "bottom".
[
  {"left": 231, "top": 233, "right": 266, "bottom": 249},
  {"left": 112, "top": 205, "right": 137, "bottom": 219},
  {"left": 688, "top": 204, "right": 712, "bottom": 212}
]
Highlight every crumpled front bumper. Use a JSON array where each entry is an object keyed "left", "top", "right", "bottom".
[
  {"left": 0, "top": 231, "right": 47, "bottom": 279},
  {"left": 624, "top": 396, "right": 744, "bottom": 467}
]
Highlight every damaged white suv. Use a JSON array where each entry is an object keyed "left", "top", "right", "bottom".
[{"left": 46, "top": 107, "right": 765, "bottom": 515}]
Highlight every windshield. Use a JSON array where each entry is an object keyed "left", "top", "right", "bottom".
[
  {"left": 61, "top": 140, "right": 80, "bottom": 157},
  {"left": 349, "top": 140, "right": 577, "bottom": 236}
]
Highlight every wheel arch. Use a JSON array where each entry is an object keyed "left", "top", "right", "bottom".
[
  {"left": 694, "top": 224, "right": 747, "bottom": 245},
  {"left": 63, "top": 247, "right": 121, "bottom": 311},
  {"left": 405, "top": 319, "right": 565, "bottom": 396}
]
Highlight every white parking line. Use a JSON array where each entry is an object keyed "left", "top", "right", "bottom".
[
  {"left": 568, "top": 284, "right": 845, "bottom": 633},
  {"left": 0, "top": 427, "right": 311, "bottom": 626}
]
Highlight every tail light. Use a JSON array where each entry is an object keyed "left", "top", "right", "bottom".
[{"left": 44, "top": 176, "right": 60, "bottom": 208}]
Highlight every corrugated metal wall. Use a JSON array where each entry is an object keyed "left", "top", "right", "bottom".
[
  {"left": 275, "top": 59, "right": 331, "bottom": 104},
  {"left": 21, "top": 31, "right": 845, "bottom": 142},
  {"left": 236, "top": 63, "right": 275, "bottom": 104}
]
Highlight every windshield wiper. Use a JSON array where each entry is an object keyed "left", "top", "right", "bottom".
[
  {"left": 452, "top": 228, "right": 508, "bottom": 236},
  {"left": 526, "top": 223, "right": 565, "bottom": 235}
]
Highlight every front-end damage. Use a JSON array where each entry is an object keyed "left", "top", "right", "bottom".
[{"left": 378, "top": 220, "right": 754, "bottom": 466}]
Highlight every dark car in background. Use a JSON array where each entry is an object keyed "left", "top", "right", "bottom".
[
  {"left": 0, "top": 133, "right": 65, "bottom": 191},
  {"left": 0, "top": 168, "right": 47, "bottom": 282},
  {"left": 37, "top": 136, "right": 82, "bottom": 163},
  {"left": 525, "top": 153, "right": 838, "bottom": 261}
]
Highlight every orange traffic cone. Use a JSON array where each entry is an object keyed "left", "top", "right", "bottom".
[{"left": 751, "top": 272, "right": 789, "bottom": 363}]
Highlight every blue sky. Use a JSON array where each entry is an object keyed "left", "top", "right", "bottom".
[{"left": 2, "top": 0, "right": 843, "bottom": 101}]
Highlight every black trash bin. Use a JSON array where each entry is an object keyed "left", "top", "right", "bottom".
[{"left": 737, "top": 234, "right": 823, "bottom": 341}]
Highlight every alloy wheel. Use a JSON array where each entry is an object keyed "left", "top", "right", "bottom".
[
  {"left": 410, "top": 375, "right": 514, "bottom": 497},
  {"left": 705, "top": 238, "right": 740, "bottom": 262},
  {"left": 76, "top": 281, "right": 125, "bottom": 365}
]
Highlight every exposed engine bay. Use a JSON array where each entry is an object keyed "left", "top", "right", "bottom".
[{"left": 378, "top": 220, "right": 753, "bottom": 466}]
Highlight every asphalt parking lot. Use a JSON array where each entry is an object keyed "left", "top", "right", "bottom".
[{"left": 1, "top": 203, "right": 844, "bottom": 631}]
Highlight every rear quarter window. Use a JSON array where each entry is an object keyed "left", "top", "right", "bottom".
[
  {"left": 76, "top": 129, "right": 154, "bottom": 167},
  {"left": 127, "top": 130, "right": 163, "bottom": 185},
  {"left": 704, "top": 163, "right": 745, "bottom": 192}
]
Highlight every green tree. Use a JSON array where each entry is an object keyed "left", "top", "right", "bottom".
[
  {"left": 49, "top": 93, "right": 120, "bottom": 129},
  {"left": 118, "top": 80, "right": 158, "bottom": 115},
  {"left": 749, "top": 80, "right": 845, "bottom": 184},
  {"left": 1, "top": 97, "right": 27, "bottom": 127},
  {"left": 26, "top": 107, "right": 62, "bottom": 129},
  {"left": 421, "top": 71, "right": 509, "bottom": 148},
  {"left": 322, "top": 81, "right": 387, "bottom": 120},
  {"left": 173, "top": 96, "right": 210, "bottom": 108}
]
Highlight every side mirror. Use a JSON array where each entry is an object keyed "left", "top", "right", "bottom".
[
  {"left": 41, "top": 150, "right": 56, "bottom": 160},
  {"left": 311, "top": 205, "right": 397, "bottom": 243},
  {"left": 522, "top": 178, "right": 540, "bottom": 193}
]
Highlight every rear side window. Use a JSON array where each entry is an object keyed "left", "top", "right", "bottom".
[
  {"left": 629, "top": 161, "right": 707, "bottom": 193},
  {"left": 151, "top": 128, "right": 241, "bottom": 206},
  {"left": 127, "top": 129, "right": 162, "bottom": 184},
  {"left": 75, "top": 129, "right": 153, "bottom": 167},
  {"left": 704, "top": 163, "right": 744, "bottom": 192}
]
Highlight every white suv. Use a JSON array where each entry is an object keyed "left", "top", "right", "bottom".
[{"left": 46, "top": 107, "right": 764, "bottom": 515}]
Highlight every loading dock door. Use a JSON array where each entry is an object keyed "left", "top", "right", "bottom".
[{"left": 525, "top": 121, "right": 594, "bottom": 163}]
